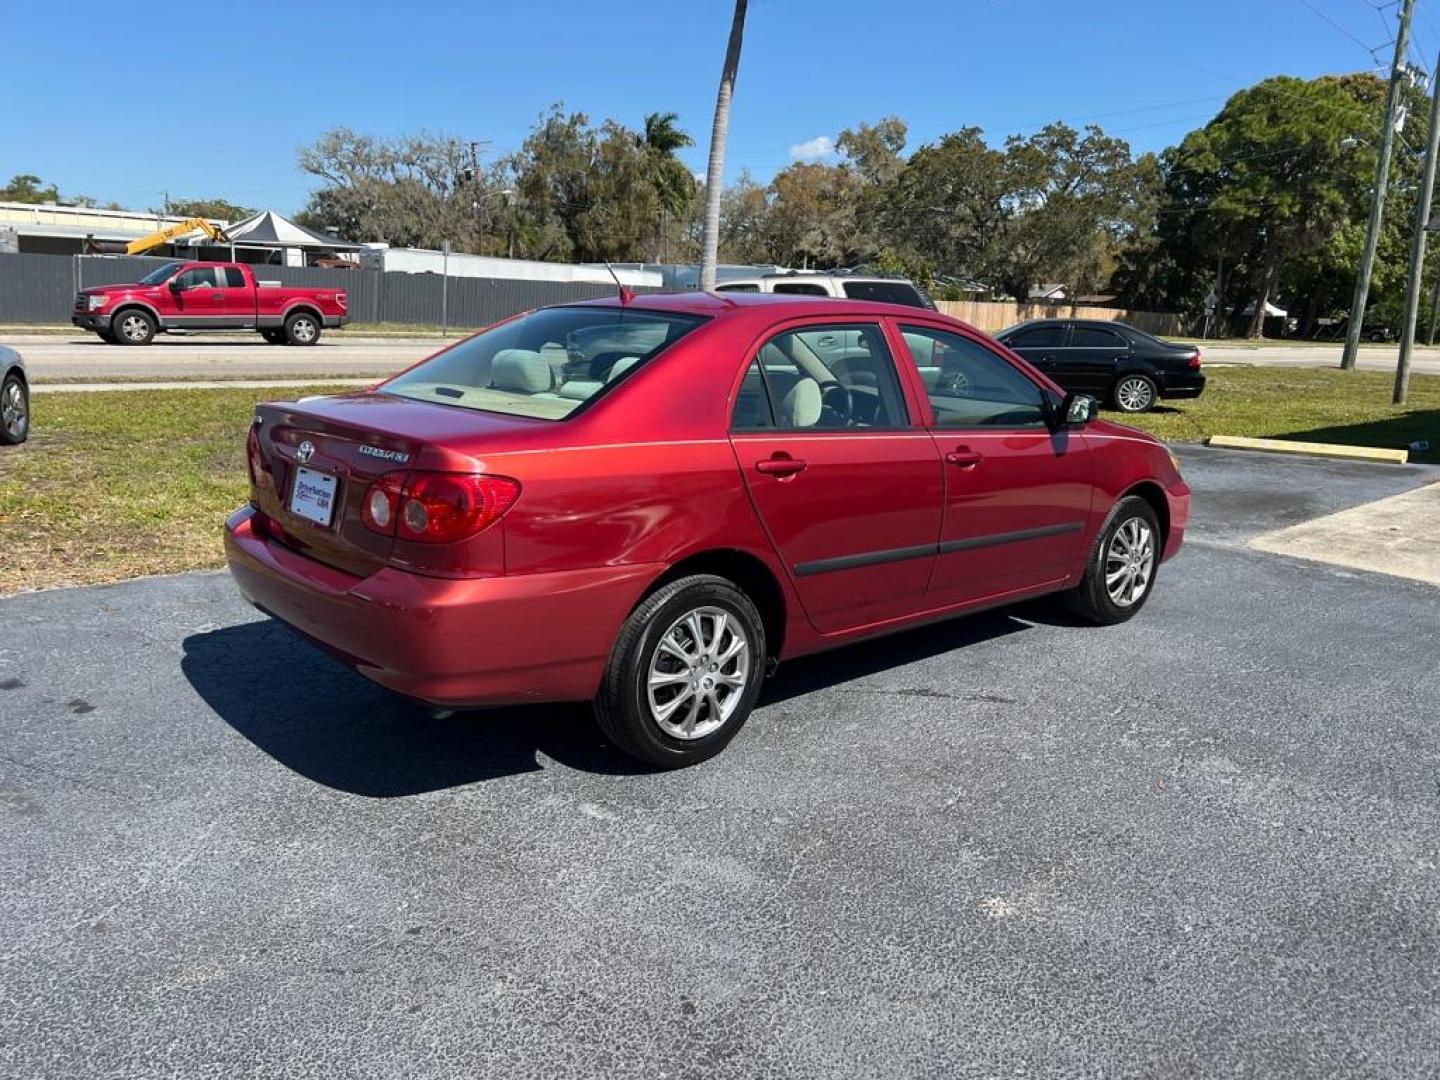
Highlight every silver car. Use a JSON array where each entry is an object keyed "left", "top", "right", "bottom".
[{"left": 1, "top": 345, "right": 29, "bottom": 445}]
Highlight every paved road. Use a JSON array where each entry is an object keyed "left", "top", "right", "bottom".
[
  {"left": 6, "top": 333, "right": 443, "bottom": 381},
  {"left": 5, "top": 331, "right": 1440, "bottom": 381},
  {"left": 2, "top": 448, "right": 1439, "bottom": 1077}
]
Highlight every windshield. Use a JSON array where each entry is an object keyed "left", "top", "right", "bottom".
[
  {"left": 139, "top": 262, "right": 183, "bottom": 285},
  {"left": 382, "top": 306, "right": 708, "bottom": 420}
]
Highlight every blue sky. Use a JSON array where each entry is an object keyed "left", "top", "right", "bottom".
[{"left": 5, "top": 0, "right": 1437, "bottom": 215}]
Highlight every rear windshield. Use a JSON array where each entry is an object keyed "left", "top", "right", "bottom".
[
  {"left": 381, "top": 306, "right": 707, "bottom": 420},
  {"left": 840, "top": 280, "right": 930, "bottom": 308}
]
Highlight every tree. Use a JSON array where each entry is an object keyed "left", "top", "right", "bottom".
[
  {"left": 641, "top": 112, "right": 697, "bottom": 260},
  {"left": 164, "top": 197, "right": 255, "bottom": 222},
  {"left": 1130, "top": 74, "right": 1401, "bottom": 337},
  {"left": 700, "top": 0, "right": 748, "bottom": 290},
  {"left": 1, "top": 174, "right": 60, "bottom": 204}
]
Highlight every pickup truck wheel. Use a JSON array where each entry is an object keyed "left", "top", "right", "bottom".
[
  {"left": 595, "top": 574, "right": 766, "bottom": 769},
  {"left": 284, "top": 311, "right": 321, "bottom": 346},
  {"left": 115, "top": 309, "right": 156, "bottom": 346}
]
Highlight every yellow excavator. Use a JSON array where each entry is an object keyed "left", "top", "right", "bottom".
[
  {"left": 125, "top": 217, "right": 231, "bottom": 255},
  {"left": 85, "top": 218, "right": 232, "bottom": 256}
]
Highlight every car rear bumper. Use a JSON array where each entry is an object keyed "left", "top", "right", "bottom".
[
  {"left": 1163, "top": 480, "right": 1191, "bottom": 563},
  {"left": 71, "top": 313, "right": 112, "bottom": 331},
  {"left": 325, "top": 313, "right": 349, "bottom": 328},
  {"left": 223, "top": 505, "right": 659, "bottom": 708},
  {"left": 1158, "top": 372, "right": 1206, "bottom": 399}
]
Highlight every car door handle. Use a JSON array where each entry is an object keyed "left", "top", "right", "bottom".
[
  {"left": 755, "top": 455, "right": 807, "bottom": 477},
  {"left": 945, "top": 449, "right": 983, "bottom": 469}
]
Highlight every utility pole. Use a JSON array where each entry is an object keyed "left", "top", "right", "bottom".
[
  {"left": 1397, "top": 52, "right": 1440, "bottom": 404},
  {"left": 1342, "top": 0, "right": 1415, "bottom": 371}
]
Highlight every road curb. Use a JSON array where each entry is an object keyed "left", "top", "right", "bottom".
[
  {"left": 1207, "top": 434, "right": 1409, "bottom": 464},
  {"left": 31, "top": 379, "right": 375, "bottom": 394}
]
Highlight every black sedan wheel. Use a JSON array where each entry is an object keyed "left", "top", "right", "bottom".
[{"left": 1113, "top": 374, "right": 1157, "bottom": 413}]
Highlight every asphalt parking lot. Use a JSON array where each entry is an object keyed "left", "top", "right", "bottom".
[{"left": 3, "top": 447, "right": 1438, "bottom": 1078}]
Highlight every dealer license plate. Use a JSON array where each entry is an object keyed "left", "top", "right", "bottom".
[{"left": 290, "top": 467, "right": 338, "bottom": 527}]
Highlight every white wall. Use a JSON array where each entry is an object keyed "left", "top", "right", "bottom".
[{"left": 363, "top": 245, "right": 662, "bottom": 287}]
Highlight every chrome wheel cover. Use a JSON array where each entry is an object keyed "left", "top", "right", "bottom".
[
  {"left": 120, "top": 314, "right": 149, "bottom": 342},
  {"left": 291, "top": 317, "right": 317, "bottom": 342},
  {"left": 1106, "top": 517, "right": 1155, "bottom": 608},
  {"left": 1116, "top": 377, "right": 1154, "bottom": 412},
  {"left": 1, "top": 381, "right": 26, "bottom": 440},
  {"left": 646, "top": 605, "right": 750, "bottom": 740}
]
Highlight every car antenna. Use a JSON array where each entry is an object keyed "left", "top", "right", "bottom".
[{"left": 603, "top": 261, "right": 634, "bottom": 304}]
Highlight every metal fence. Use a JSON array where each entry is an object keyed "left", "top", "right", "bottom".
[{"left": 0, "top": 252, "right": 659, "bottom": 328}]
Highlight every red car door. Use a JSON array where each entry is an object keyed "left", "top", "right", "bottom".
[
  {"left": 893, "top": 322, "right": 1093, "bottom": 608},
  {"left": 730, "top": 318, "right": 943, "bottom": 635},
  {"left": 170, "top": 264, "right": 227, "bottom": 327}
]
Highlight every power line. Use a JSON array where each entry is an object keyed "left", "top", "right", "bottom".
[{"left": 1297, "top": 0, "right": 1386, "bottom": 56}]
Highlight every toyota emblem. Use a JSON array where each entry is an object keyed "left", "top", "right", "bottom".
[{"left": 296, "top": 440, "right": 315, "bottom": 464}]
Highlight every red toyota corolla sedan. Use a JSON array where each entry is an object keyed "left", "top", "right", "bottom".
[{"left": 226, "top": 292, "right": 1190, "bottom": 767}]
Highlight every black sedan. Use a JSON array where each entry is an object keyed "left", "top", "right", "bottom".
[{"left": 994, "top": 319, "right": 1205, "bottom": 413}]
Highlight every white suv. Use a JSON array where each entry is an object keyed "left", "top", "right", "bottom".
[{"left": 714, "top": 273, "right": 935, "bottom": 309}]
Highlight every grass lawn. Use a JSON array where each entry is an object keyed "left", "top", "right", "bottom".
[
  {"left": 1118, "top": 367, "right": 1440, "bottom": 464},
  {"left": 0, "top": 368, "right": 1435, "bottom": 594},
  {"left": 0, "top": 386, "right": 346, "bottom": 594}
]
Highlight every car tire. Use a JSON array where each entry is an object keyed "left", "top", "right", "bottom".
[
  {"left": 1064, "top": 495, "right": 1161, "bottom": 625},
  {"left": 284, "top": 311, "right": 321, "bottom": 346},
  {"left": 1112, "top": 373, "right": 1157, "bottom": 413},
  {"left": 96, "top": 330, "right": 118, "bottom": 344},
  {"left": 1, "top": 371, "right": 29, "bottom": 445},
  {"left": 114, "top": 308, "right": 156, "bottom": 346},
  {"left": 1368, "top": 330, "right": 1387, "bottom": 343},
  {"left": 595, "top": 574, "right": 767, "bottom": 768},
  {"left": 260, "top": 329, "right": 286, "bottom": 344}
]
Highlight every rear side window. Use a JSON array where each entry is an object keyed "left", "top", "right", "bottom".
[
  {"left": 382, "top": 306, "right": 706, "bottom": 420},
  {"left": 1006, "top": 325, "right": 1067, "bottom": 348},
  {"left": 1071, "top": 326, "right": 1125, "bottom": 347},
  {"left": 840, "top": 280, "right": 926, "bottom": 308},
  {"left": 736, "top": 322, "right": 909, "bottom": 430},
  {"left": 716, "top": 282, "right": 760, "bottom": 292},
  {"left": 222, "top": 267, "right": 247, "bottom": 288},
  {"left": 901, "top": 325, "right": 1048, "bottom": 429},
  {"left": 771, "top": 282, "right": 830, "bottom": 296}
]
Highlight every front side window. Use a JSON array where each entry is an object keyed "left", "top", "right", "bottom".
[
  {"left": 382, "top": 306, "right": 706, "bottom": 420},
  {"left": 176, "top": 266, "right": 219, "bottom": 289},
  {"left": 1006, "top": 324, "right": 1067, "bottom": 349},
  {"left": 901, "top": 325, "right": 1048, "bottom": 429},
  {"left": 736, "top": 322, "right": 909, "bottom": 431}
]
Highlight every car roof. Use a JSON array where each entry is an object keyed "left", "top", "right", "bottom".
[{"left": 569, "top": 290, "right": 941, "bottom": 319}]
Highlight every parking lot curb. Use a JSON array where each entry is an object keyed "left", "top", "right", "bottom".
[{"left": 1207, "top": 434, "right": 1409, "bottom": 464}]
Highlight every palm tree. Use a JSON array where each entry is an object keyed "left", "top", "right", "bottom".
[
  {"left": 642, "top": 112, "right": 696, "bottom": 264},
  {"left": 699, "top": 0, "right": 748, "bottom": 290}
]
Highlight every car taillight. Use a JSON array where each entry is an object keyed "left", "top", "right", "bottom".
[
  {"left": 246, "top": 424, "right": 271, "bottom": 490},
  {"left": 1188, "top": 349, "right": 1202, "bottom": 369},
  {"left": 337, "top": 292, "right": 348, "bottom": 311},
  {"left": 361, "top": 472, "right": 520, "bottom": 544}
]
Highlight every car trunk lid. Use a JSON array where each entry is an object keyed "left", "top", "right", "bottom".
[{"left": 249, "top": 391, "right": 540, "bottom": 578}]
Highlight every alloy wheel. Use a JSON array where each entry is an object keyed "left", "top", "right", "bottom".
[
  {"left": 1105, "top": 517, "right": 1155, "bottom": 608},
  {"left": 1, "top": 381, "right": 26, "bottom": 440},
  {"left": 1115, "top": 376, "right": 1155, "bottom": 412},
  {"left": 120, "top": 314, "right": 150, "bottom": 342},
  {"left": 646, "top": 605, "right": 751, "bottom": 740},
  {"left": 291, "top": 317, "right": 317, "bottom": 343}
]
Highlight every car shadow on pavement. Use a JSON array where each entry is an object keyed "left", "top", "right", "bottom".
[
  {"left": 181, "top": 620, "right": 655, "bottom": 797},
  {"left": 759, "top": 607, "right": 1034, "bottom": 704}
]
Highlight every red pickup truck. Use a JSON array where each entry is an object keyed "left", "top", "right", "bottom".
[{"left": 72, "top": 261, "right": 349, "bottom": 346}]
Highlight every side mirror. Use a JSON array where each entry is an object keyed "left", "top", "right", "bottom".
[
  {"left": 168, "top": 278, "right": 183, "bottom": 292},
  {"left": 1061, "top": 393, "right": 1099, "bottom": 426}
]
